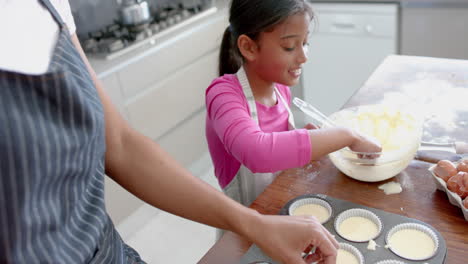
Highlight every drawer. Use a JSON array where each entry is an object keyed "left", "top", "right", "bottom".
[
  {"left": 104, "top": 176, "right": 143, "bottom": 225},
  {"left": 100, "top": 73, "right": 129, "bottom": 120},
  {"left": 126, "top": 50, "right": 218, "bottom": 140},
  {"left": 311, "top": 3, "right": 398, "bottom": 38},
  {"left": 118, "top": 13, "right": 227, "bottom": 99},
  {"left": 158, "top": 109, "right": 208, "bottom": 167}
]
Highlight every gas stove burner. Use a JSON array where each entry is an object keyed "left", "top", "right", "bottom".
[
  {"left": 80, "top": 4, "right": 216, "bottom": 60},
  {"left": 101, "top": 38, "right": 126, "bottom": 53},
  {"left": 126, "top": 22, "right": 150, "bottom": 33}
]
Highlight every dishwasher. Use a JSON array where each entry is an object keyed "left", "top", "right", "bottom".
[{"left": 301, "top": 2, "right": 398, "bottom": 116}]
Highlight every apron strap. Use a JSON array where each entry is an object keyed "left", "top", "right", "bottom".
[
  {"left": 237, "top": 66, "right": 260, "bottom": 124},
  {"left": 274, "top": 87, "right": 296, "bottom": 129},
  {"left": 38, "top": 0, "right": 67, "bottom": 30},
  {"left": 236, "top": 66, "right": 296, "bottom": 129}
]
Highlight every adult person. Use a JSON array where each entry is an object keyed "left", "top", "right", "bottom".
[{"left": 0, "top": 0, "right": 338, "bottom": 263}]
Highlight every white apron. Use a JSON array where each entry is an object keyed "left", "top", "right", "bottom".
[{"left": 223, "top": 66, "right": 296, "bottom": 206}]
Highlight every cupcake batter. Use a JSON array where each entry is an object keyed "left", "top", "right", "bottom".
[
  {"left": 378, "top": 181, "right": 403, "bottom": 195},
  {"left": 388, "top": 228, "right": 436, "bottom": 260},
  {"left": 338, "top": 216, "right": 379, "bottom": 241},
  {"left": 337, "top": 248, "right": 359, "bottom": 264},
  {"left": 292, "top": 204, "right": 329, "bottom": 223}
]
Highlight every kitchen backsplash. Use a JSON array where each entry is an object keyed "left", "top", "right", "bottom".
[{"left": 70, "top": 0, "right": 214, "bottom": 37}]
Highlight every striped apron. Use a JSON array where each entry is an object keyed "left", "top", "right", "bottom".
[{"left": 0, "top": 0, "right": 144, "bottom": 263}]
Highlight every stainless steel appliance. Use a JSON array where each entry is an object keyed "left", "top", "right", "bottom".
[
  {"left": 119, "top": 0, "right": 151, "bottom": 26},
  {"left": 80, "top": 1, "right": 214, "bottom": 60}
]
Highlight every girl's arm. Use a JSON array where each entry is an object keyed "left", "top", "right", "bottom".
[
  {"left": 207, "top": 84, "right": 311, "bottom": 173},
  {"left": 207, "top": 84, "right": 381, "bottom": 171},
  {"left": 307, "top": 126, "right": 381, "bottom": 160},
  {"left": 71, "top": 34, "right": 338, "bottom": 264}
]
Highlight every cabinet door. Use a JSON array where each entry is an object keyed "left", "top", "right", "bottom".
[
  {"left": 104, "top": 49, "right": 217, "bottom": 225},
  {"left": 303, "top": 35, "right": 396, "bottom": 115},
  {"left": 302, "top": 4, "right": 397, "bottom": 116},
  {"left": 101, "top": 73, "right": 142, "bottom": 225},
  {"left": 401, "top": 7, "right": 468, "bottom": 60},
  {"left": 126, "top": 50, "right": 218, "bottom": 141},
  {"left": 104, "top": 176, "right": 143, "bottom": 225},
  {"left": 118, "top": 13, "right": 227, "bottom": 99},
  {"left": 100, "top": 73, "right": 129, "bottom": 120},
  {"left": 158, "top": 109, "right": 208, "bottom": 168}
]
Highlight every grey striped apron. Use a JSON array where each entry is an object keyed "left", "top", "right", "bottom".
[{"left": 0, "top": 0, "right": 144, "bottom": 263}]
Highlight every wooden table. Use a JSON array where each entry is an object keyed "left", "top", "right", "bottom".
[{"left": 200, "top": 55, "right": 468, "bottom": 264}]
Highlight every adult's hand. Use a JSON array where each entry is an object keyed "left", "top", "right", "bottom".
[{"left": 243, "top": 214, "right": 339, "bottom": 264}]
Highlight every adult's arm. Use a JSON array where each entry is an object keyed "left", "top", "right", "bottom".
[{"left": 70, "top": 34, "right": 338, "bottom": 264}]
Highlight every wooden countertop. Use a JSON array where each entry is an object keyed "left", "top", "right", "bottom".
[{"left": 200, "top": 55, "right": 468, "bottom": 264}]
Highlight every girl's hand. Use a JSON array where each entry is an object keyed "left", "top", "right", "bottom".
[
  {"left": 349, "top": 131, "right": 382, "bottom": 159},
  {"left": 303, "top": 123, "right": 319, "bottom": 130},
  {"left": 245, "top": 214, "right": 339, "bottom": 264}
]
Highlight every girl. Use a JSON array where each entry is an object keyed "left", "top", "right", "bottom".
[{"left": 205, "top": 0, "right": 382, "bottom": 206}]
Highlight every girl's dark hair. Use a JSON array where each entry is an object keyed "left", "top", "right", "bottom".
[{"left": 218, "top": 0, "right": 314, "bottom": 76}]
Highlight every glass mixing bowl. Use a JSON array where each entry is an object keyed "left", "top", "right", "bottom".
[{"left": 324, "top": 104, "right": 424, "bottom": 182}]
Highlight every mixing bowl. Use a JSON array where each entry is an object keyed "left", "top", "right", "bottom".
[{"left": 324, "top": 104, "right": 423, "bottom": 182}]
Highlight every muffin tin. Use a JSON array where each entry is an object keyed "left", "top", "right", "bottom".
[
  {"left": 240, "top": 194, "right": 446, "bottom": 264},
  {"left": 429, "top": 161, "right": 468, "bottom": 221}
]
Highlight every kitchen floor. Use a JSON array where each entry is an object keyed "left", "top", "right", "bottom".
[{"left": 120, "top": 159, "right": 221, "bottom": 263}]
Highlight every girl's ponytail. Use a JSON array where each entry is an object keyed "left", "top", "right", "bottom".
[{"left": 218, "top": 26, "right": 241, "bottom": 76}]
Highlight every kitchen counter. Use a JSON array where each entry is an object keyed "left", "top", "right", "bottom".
[
  {"left": 88, "top": 6, "right": 225, "bottom": 79},
  {"left": 88, "top": 0, "right": 468, "bottom": 78},
  {"left": 200, "top": 55, "right": 468, "bottom": 264}
]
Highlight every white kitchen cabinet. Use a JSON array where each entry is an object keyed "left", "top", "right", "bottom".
[
  {"left": 401, "top": 7, "right": 468, "bottom": 60},
  {"left": 100, "top": 72, "right": 129, "bottom": 120},
  {"left": 99, "top": 73, "right": 143, "bottom": 224},
  {"left": 117, "top": 12, "right": 227, "bottom": 99},
  {"left": 126, "top": 50, "right": 218, "bottom": 141},
  {"left": 104, "top": 177, "right": 143, "bottom": 225},
  {"left": 302, "top": 3, "right": 398, "bottom": 116},
  {"left": 97, "top": 10, "right": 228, "bottom": 226},
  {"left": 158, "top": 109, "right": 208, "bottom": 167}
]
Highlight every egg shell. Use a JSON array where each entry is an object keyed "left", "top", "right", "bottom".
[
  {"left": 434, "top": 160, "right": 458, "bottom": 182},
  {"left": 456, "top": 160, "right": 468, "bottom": 173},
  {"left": 447, "top": 172, "right": 468, "bottom": 199}
]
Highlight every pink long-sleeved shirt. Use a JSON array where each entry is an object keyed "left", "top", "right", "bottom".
[{"left": 205, "top": 74, "right": 312, "bottom": 188}]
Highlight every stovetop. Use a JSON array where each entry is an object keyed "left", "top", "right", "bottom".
[{"left": 79, "top": 3, "right": 216, "bottom": 60}]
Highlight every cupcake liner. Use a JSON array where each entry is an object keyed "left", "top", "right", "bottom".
[
  {"left": 385, "top": 223, "right": 439, "bottom": 261},
  {"left": 338, "top": 242, "right": 364, "bottom": 264},
  {"left": 374, "top": 260, "right": 406, "bottom": 264},
  {"left": 288, "top": 197, "right": 332, "bottom": 224},
  {"left": 334, "top": 208, "right": 383, "bottom": 242}
]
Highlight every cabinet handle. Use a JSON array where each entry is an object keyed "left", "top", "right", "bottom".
[{"left": 332, "top": 22, "right": 356, "bottom": 29}]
